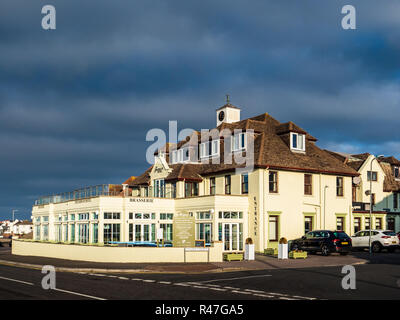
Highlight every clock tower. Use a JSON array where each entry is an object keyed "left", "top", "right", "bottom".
[{"left": 216, "top": 95, "right": 241, "bottom": 127}]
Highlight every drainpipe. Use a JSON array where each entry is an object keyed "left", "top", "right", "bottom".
[{"left": 324, "top": 186, "right": 329, "bottom": 229}]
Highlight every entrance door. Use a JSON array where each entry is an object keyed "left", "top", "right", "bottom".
[{"left": 223, "top": 223, "right": 240, "bottom": 251}]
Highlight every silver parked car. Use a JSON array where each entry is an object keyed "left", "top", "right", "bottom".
[{"left": 351, "top": 230, "right": 399, "bottom": 253}]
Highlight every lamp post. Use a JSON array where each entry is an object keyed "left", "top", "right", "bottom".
[
  {"left": 12, "top": 209, "right": 18, "bottom": 222},
  {"left": 368, "top": 155, "right": 384, "bottom": 255}
]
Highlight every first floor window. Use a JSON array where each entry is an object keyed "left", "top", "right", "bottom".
[
  {"left": 304, "top": 216, "right": 313, "bottom": 234},
  {"left": 268, "top": 216, "right": 278, "bottom": 241},
  {"left": 104, "top": 223, "right": 120, "bottom": 243},
  {"left": 336, "top": 177, "right": 344, "bottom": 197},
  {"left": 241, "top": 173, "right": 248, "bottom": 194},
  {"left": 225, "top": 175, "right": 231, "bottom": 194},
  {"left": 269, "top": 171, "right": 278, "bottom": 193},
  {"left": 210, "top": 177, "right": 216, "bottom": 195},
  {"left": 304, "top": 174, "right": 312, "bottom": 195},
  {"left": 185, "top": 182, "right": 199, "bottom": 197}
]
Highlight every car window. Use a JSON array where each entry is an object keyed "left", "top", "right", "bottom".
[
  {"left": 306, "top": 232, "right": 314, "bottom": 239},
  {"left": 333, "top": 231, "right": 349, "bottom": 239},
  {"left": 372, "top": 231, "right": 379, "bottom": 236},
  {"left": 383, "top": 231, "right": 396, "bottom": 236}
]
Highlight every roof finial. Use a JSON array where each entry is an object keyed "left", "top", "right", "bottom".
[{"left": 226, "top": 94, "right": 230, "bottom": 104}]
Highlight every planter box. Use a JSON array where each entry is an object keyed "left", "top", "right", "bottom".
[
  {"left": 289, "top": 251, "right": 307, "bottom": 259},
  {"left": 264, "top": 248, "right": 278, "bottom": 256},
  {"left": 224, "top": 252, "right": 244, "bottom": 261}
]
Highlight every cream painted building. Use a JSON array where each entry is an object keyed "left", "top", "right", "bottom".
[
  {"left": 32, "top": 102, "right": 361, "bottom": 253},
  {"left": 327, "top": 151, "right": 400, "bottom": 233}
]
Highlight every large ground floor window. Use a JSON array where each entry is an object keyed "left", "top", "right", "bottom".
[
  {"left": 196, "top": 223, "right": 212, "bottom": 246},
  {"left": 160, "top": 223, "right": 173, "bottom": 242},
  {"left": 219, "top": 223, "right": 243, "bottom": 251},
  {"left": 78, "top": 223, "right": 89, "bottom": 243},
  {"left": 92, "top": 224, "right": 98, "bottom": 243},
  {"left": 64, "top": 224, "right": 68, "bottom": 242},
  {"left": 55, "top": 224, "right": 62, "bottom": 242},
  {"left": 70, "top": 224, "right": 75, "bottom": 242},
  {"left": 35, "top": 226, "right": 41, "bottom": 240},
  {"left": 43, "top": 225, "right": 48, "bottom": 241},
  {"left": 129, "top": 223, "right": 155, "bottom": 242},
  {"left": 104, "top": 223, "right": 120, "bottom": 243}
]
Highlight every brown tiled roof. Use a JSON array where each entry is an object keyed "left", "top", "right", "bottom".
[
  {"left": 130, "top": 112, "right": 359, "bottom": 180},
  {"left": 130, "top": 166, "right": 153, "bottom": 186},
  {"left": 380, "top": 156, "right": 400, "bottom": 166},
  {"left": 352, "top": 153, "right": 370, "bottom": 161},
  {"left": 380, "top": 162, "right": 400, "bottom": 192},
  {"left": 324, "top": 150, "right": 348, "bottom": 163},
  {"left": 123, "top": 176, "right": 136, "bottom": 185}
]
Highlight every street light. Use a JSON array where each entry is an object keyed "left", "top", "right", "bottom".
[
  {"left": 12, "top": 209, "right": 18, "bottom": 222},
  {"left": 368, "top": 154, "right": 384, "bottom": 255}
]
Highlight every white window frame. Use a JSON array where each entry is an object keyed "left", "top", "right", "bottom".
[
  {"left": 231, "top": 133, "right": 246, "bottom": 152},
  {"left": 290, "top": 132, "right": 306, "bottom": 152},
  {"left": 200, "top": 139, "right": 220, "bottom": 159}
]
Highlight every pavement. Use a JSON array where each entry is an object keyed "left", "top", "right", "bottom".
[{"left": 1, "top": 246, "right": 398, "bottom": 274}]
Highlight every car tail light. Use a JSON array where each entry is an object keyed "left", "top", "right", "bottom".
[
  {"left": 381, "top": 236, "right": 391, "bottom": 239},
  {"left": 333, "top": 239, "right": 340, "bottom": 244}
]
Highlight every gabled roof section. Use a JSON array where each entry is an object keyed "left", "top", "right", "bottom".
[
  {"left": 380, "top": 156, "right": 400, "bottom": 166},
  {"left": 380, "top": 162, "right": 400, "bottom": 192}
]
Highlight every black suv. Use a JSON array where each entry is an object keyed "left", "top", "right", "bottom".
[{"left": 291, "top": 230, "right": 352, "bottom": 256}]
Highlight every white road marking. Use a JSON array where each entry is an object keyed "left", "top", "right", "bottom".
[
  {"left": 232, "top": 290, "right": 252, "bottom": 295},
  {"left": 53, "top": 288, "right": 106, "bottom": 300},
  {"left": 0, "top": 275, "right": 34, "bottom": 286},
  {"left": 118, "top": 277, "right": 129, "bottom": 280},
  {"left": 199, "top": 274, "right": 272, "bottom": 283},
  {"left": 143, "top": 279, "right": 155, "bottom": 283},
  {"left": 158, "top": 281, "right": 172, "bottom": 285}
]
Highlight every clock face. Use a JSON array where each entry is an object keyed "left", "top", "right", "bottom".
[{"left": 218, "top": 111, "right": 225, "bottom": 121}]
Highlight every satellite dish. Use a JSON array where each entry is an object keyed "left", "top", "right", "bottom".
[{"left": 353, "top": 176, "right": 361, "bottom": 185}]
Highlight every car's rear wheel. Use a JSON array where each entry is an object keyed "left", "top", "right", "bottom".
[
  {"left": 321, "top": 245, "right": 330, "bottom": 256},
  {"left": 371, "top": 242, "right": 382, "bottom": 253}
]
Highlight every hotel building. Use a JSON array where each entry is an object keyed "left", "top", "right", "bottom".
[{"left": 33, "top": 102, "right": 366, "bottom": 253}]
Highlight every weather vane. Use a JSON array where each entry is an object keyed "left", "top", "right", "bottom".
[{"left": 226, "top": 94, "right": 230, "bottom": 104}]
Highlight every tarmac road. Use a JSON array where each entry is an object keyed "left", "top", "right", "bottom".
[{"left": 0, "top": 261, "right": 399, "bottom": 300}]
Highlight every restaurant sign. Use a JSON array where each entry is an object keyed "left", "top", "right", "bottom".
[{"left": 173, "top": 212, "right": 195, "bottom": 247}]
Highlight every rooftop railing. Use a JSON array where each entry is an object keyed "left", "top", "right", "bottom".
[{"left": 34, "top": 184, "right": 120, "bottom": 205}]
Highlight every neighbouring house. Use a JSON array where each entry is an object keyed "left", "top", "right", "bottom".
[
  {"left": 32, "top": 102, "right": 359, "bottom": 253},
  {"left": 326, "top": 151, "right": 400, "bottom": 233},
  {"left": 12, "top": 220, "right": 33, "bottom": 236}
]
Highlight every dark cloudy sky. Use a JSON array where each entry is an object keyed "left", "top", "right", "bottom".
[{"left": 1, "top": 0, "right": 399, "bottom": 220}]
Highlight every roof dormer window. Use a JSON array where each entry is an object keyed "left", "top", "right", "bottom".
[
  {"left": 232, "top": 132, "right": 246, "bottom": 152},
  {"left": 290, "top": 132, "right": 305, "bottom": 152},
  {"left": 171, "top": 147, "right": 192, "bottom": 164},
  {"left": 394, "top": 166, "right": 399, "bottom": 179},
  {"left": 200, "top": 139, "right": 219, "bottom": 159}
]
